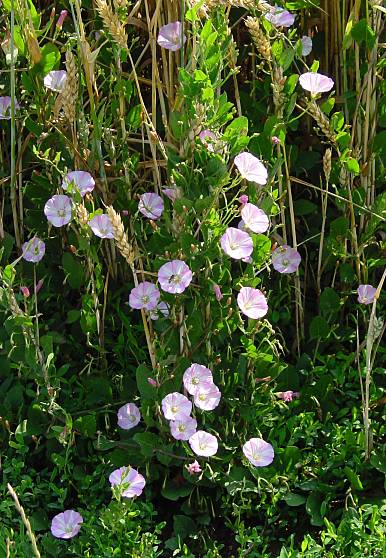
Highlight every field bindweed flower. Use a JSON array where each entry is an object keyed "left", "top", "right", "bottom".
[
  {"left": 129, "top": 282, "right": 160, "bottom": 311},
  {"left": 272, "top": 245, "right": 301, "bottom": 274},
  {"left": 187, "top": 460, "right": 202, "bottom": 474},
  {"left": 62, "top": 171, "right": 95, "bottom": 197},
  {"left": 239, "top": 194, "right": 249, "bottom": 205},
  {"left": 237, "top": 287, "right": 268, "bottom": 320},
  {"left": 88, "top": 214, "right": 114, "bottom": 239},
  {"left": 109, "top": 466, "right": 146, "bottom": 498},
  {"left": 234, "top": 152, "right": 268, "bottom": 185},
  {"left": 271, "top": 136, "right": 280, "bottom": 145},
  {"left": 117, "top": 403, "right": 141, "bottom": 430},
  {"left": 199, "top": 129, "right": 217, "bottom": 152},
  {"left": 213, "top": 284, "right": 223, "bottom": 301},
  {"left": 220, "top": 227, "right": 253, "bottom": 260},
  {"left": 357, "top": 284, "right": 377, "bottom": 305},
  {"left": 243, "top": 438, "right": 274, "bottom": 467},
  {"left": 170, "top": 416, "right": 197, "bottom": 441},
  {"left": 241, "top": 203, "right": 269, "bottom": 234},
  {"left": 194, "top": 382, "right": 221, "bottom": 411},
  {"left": 44, "top": 195, "right": 72, "bottom": 227},
  {"left": 301, "top": 36, "right": 313, "bottom": 56},
  {"left": 22, "top": 237, "right": 45, "bottom": 263},
  {"left": 277, "top": 390, "right": 300, "bottom": 402},
  {"left": 44, "top": 70, "right": 67, "bottom": 92},
  {"left": 158, "top": 260, "right": 192, "bottom": 294},
  {"left": 20, "top": 286, "right": 30, "bottom": 298},
  {"left": 299, "top": 72, "right": 334, "bottom": 95},
  {"left": 157, "top": 22, "right": 186, "bottom": 51},
  {"left": 162, "top": 187, "right": 181, "bottom": 202},
  {"left": 189, "top": 430, "right": 218, "bottom": 457},
  {"left": 183, "top": 363, "right": 213, "bottom": 396},
  {"left": 149, "top": 301, "right": 170, "bottom": 320},
  {"left": 264, "top": 5, "right": 295, "bottom": 27},
  {"left": 56, "top": 9, "right": 68, "bottom": 28},
  {"left": 0, "top": 96, "right": 20, "bottom": 119},
  {"left": 51, "top": 510, "right": 83, "bottom": 539},
  {"left": 162, "top": 392, "right": 192, "bottom": 420},
  {"left": 138, "top": 193, "right": 164, "bottom": 220}
]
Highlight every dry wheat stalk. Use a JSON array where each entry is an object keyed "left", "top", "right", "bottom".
[
  {"left": 107, "top": 206, "right": 135, "bottom": 265},
  {"left": 95, "top": 0, "right": 128, "bottom": 51},
  {"left": 246, "top": 16, "right": 271, "bottom": 61},
  {"left": 76, "top": 204, "right": 89, "bottom": 226},
  {"left": 61, "top": 51, "right": 78, "bottom": 123},
  {"left": 7, "top": 484, "right": 41, "bottom": 558},
  {"left": 307, "top": 101, "right": 336, "bottom": 143},
  {"left": 323, "top": 148, "right": 332, "bottom": 182}
]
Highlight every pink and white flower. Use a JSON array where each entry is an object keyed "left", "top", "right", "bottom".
[
  {"left": 183, "top": 363, "right": 213, "bottom": 396},
  {"left": 199, "top": 129, "right": 217, "bottom": 152},
  {"left": 44, "top": 195, "right": 72, "bottom": 227},
  {"left": 237, "top": 287, "right": 268, "bottom": 319},
  {"left": 357, "top": 284, "right": 377, "bottom": 305},
  {"left": 189, "top": 430, "right": 218, "bottom": 457},
  {"left": 276, "top": 390, "right": 299, "bottom": 402},
  {"left": 22, "top": 237, "right": 45, "bottom": 263},
  {"left": 158, "top": 260, "right": 192, "bottom": 294},
  {"left": 88, "top": 214, "right": 114, "bottom": 238},
  {"left": 62, "top": 171, "right": 95, "bottom": 197},
  {"left": 186, "top": 460, "right": 202, "bottom": 474},
  {"left": 51, "top": 510, "right": 83, "bottom": 539},
  {"left": 234, "top": 152, "right": 268, "bottom": 185},
  {"left": 117, "top": 403, "right": 141, "bottom": 430},
  {"left": 0, "top": 96, "right": 20, "bottom": 119},
  {"left": 194, "top": 382, "right": 221, "bottom": 411},
  {"left": 157, "top": 21, "right": 186, "bottom": 51},
  {"left": 162, "top": 392, "right": 192, "bottom": 421},
  {"left": 272, "top": 245, "right": 301, "bottom": 274},
  {"left": 44, "top": 70, "right": 67, "bottom": 92},
  {"left": 241, "top": 203, "right": 269, "bottom": 234},
  {"left": 220, "top": 227, "right": 253, "bottom": 260},
  {"left": 242, "top": 438, "right": 274, "bottom": 467},
  {"left": 129, "top": 282, "right": 160, "bottom": 311},
  {"left": 138, "top": 193, "right": 164, "bottom": 220},
  {"left": 301, "top": 36, "right": 313, "bottom": 56},
  {"left": 264, "top": 5, "right": 295, "bottom": 27},
  {"left": 162, "top": 188, "right": 181, "bottom": 203},
  {"left": 109, "top": 466, "right": 146, "bottom": 498},
  {"left": 299, "top": 72, "right": 334, "bottom": 95},
  {"left": 170, "top": 416, "right": 197, "bottom": 441}
]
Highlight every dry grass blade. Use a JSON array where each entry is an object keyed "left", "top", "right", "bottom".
[{"left": 7, "top": 484, "right": 41, "bottom": 558}]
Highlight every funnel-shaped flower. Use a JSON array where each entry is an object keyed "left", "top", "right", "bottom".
[
  {"left": 157, "top": 22, "right": 186, "bottom": 51},
  {"left": 242, "top": 438, "right": 274, "bottom": 467},
  {"left": 234, "top": 152, "right": 268, "bottom": 185},
  {"left": 299, "top": 72, "right": 334, "bottom": 95},
  {"left": 221, "top": 227, "right": 253, "bottom": 260},
  {"left": 51, "top": 510, "right": 83, "bottom": 539},
  {"left": 237, "top": 287, "right": 268, "bottom": 319}
]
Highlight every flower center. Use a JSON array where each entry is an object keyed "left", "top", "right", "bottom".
[
  {"left": 142, "top": 295, "right": 150, "bottom": 304},
  {"left": 57, "top": 209, "right": 66, "bottom": 217},
  {"left": 170, "top": 274, "right": 181, "bottom": 284},
  {"left": 34, "top": 247, "right": 40, "bottom": 254},
  {"left": 171, "top": 405, "right": 178, "bottom": 413},
  {"left": 199, "top": 443, "right": 207, "bottom": 450},
  {"left": 128, "top": 414, "right": 136, "bottom": 422},
  {"left": 229, "top": 242, "right": 238, "bottom": 250},
  {"left": 198, "top": 394, "right": 206, "bottom": 401},
  {"left": 178, "top": 424, "right": 186, "bottom": 432},
  {"left": 192, "top": 377, "right": 199, "bottom": 385},
  {"left": 282, "top": 258, "right": 289, "bottom": 266}
]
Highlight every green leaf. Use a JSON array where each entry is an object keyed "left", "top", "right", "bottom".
[
  {"left": 136, "top": 364, "right": 157, "bottom": 399},
  {"left": 173, "top": 515, "right": 196, "bottom": 540},
  {"left": 344, "top": 466, "right": 363, "bottom": 490},
  {"left": 161, "top": 482, "right": 193, "bottom": 501},
  {"left": 61, "top": 252, "right": 85, "bottom": 289},
  {"left": 133, "top": 432, "right": 159, "bottom": 457},
  {"left": 74, "top": 415, "right": 96, "bottom": 438},
  {"left": 320, "top": 288, "right": 340, "bottom": 315},
  {"left": 351, "top": 19, "right": 376, "bottom": 49},
  {"left": 284, "top": 493, "right": 307, "bottom": 506},
  {"left": 35, "top": 44, "right": 60, "bottom": 75},
  {"left": 309, "top": 316, "right": 330, "bottom": 340},
  {"left": 344, "top": 157, "right": 360, "bottom": 174}
]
